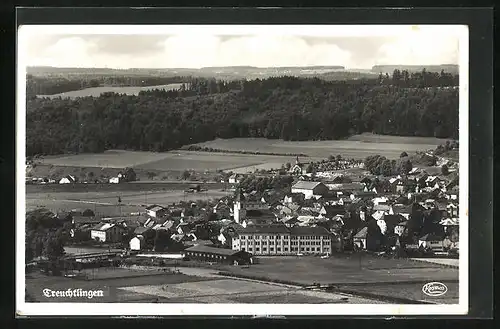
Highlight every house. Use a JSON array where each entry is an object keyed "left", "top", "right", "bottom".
[
  {"left": 177, "top": 222, "right": 192, "bottom": 234},
  {"left": 394, "top": 220, "right": 409, "bottom": 236},
  {"left": 109, "top": 176, "right": 121, "bottom": 184},
  {"left": 129, "top": 235, "right": 145, "bottom": 251},
  {"left": 318, "top": 205, "right": 345, "bottom": 219},
  {"left": 418, "top": 233, "right": 444, "bottom": 251},
  {"left": 145, "top": 205, "right": 167, "bottom": 218},
  {"left": 134, "top": 226, "right": 154, "bottom": 238},
  {"left": 446, "top": 203, "right": 459, "bottom": 218},
  {"left": 382, "top": 214, "right": 405, "bottom": 235},
  {"left": 353, "top": 225, "right": 382, "bottom": 251},
  {"left": 392, "top": 204, "right": 412, "bottom": 220},
  {"left": 283, "top": 193, "right": 305, "bottom": 204},
  {"left": 59, "top": 175, "right": 76, "bottom": 184},
  {"left": 373, "top": 204, "right": 393, "bottom": 214},
  {"left": 425, "top": 176, "right": 440, "bottom": 187},
  {"left": 228, "top": 174, "right": 241, "bottom": 184},
  {"left": 291, "top": 181, "right": 329, "bottom": 200},
  {"left": 213, "top": 202, "right": 231, "bottom": 219},
  {"left": 290, "top": 156, "right": 307, "bottom": 175},
  {"left": 184, "top": 244, "right": 253, "bottom": 265},
  {"left": 72, "top": 216, "right": 101, "bottom": 226},
  {"left": 90, "top": 223, "right": 126, "bottom": 243}
]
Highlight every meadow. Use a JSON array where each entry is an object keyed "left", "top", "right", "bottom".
[
  {"left": 37, "top": 83, "right": 184, "bottom": 99},
  {"left": 34, "top": 134, "right": 443, "bottom": 176},
  {"left": 25, "top": 189, "right": 231, "bottom": 215}
]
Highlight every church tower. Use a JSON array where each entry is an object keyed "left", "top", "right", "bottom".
[{"left": 233, "top": 188, "right": 247, "bottom": 224}]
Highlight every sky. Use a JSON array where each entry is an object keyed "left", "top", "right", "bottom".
[{"left": 19, "top": 25, "right": 462, "bottom": 69}]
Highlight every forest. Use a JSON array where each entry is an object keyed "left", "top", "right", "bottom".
[{"left": 26, "top": 69, "right": 459, "bottom": 157}]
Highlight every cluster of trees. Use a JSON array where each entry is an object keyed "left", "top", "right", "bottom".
[
  {"left": 378, "top": 69, "right": 459, "bottom": 88},
  {"left": 434, "top": 140, "right": 459, "bottom": 156},
  {"left": 26, "top": 70, "right": 459, "bottom": 157},
  {"left": 26, "top": 75, "right": 191, "bottom": 96},
  {"left": 25, "top": 209, "right": 70, "bottom": 262},
  {"left": 182, "top": 145, "right": 306, "bottom": 157},
  {"left": 237, "top": 174, "right": 294, "bottom": 193},
  {"left": 364, "top": 155, "right": 413, "bottom": 176}
]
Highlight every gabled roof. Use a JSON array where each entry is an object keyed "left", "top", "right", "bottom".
[
  {"left": 320, "top": 205, "right": 345, "bottom": 217},
  {"left": 354, "top": 227, "right": 368, "bottom": 238},
  {"left": 373, "top": 204, "right": 392, "bottom": 212},
  {"left": 383, "top": 214, "right": 405, "bottom": 227},
  {"left": 134, "top": 226, "right": 153, "bottom": 235},
  {"left": 440, "top": 218, "right": 459, "bottom": 226},
  {"left": 92, "top": 223, "right": 117, "bottom": 231},
  {"left": 291, "top": 181, "right": 325, "bottom": 190}
]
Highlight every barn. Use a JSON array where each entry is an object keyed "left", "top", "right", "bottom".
[{"left": 184, "top": 244, "right": 253, "bottom": 265}]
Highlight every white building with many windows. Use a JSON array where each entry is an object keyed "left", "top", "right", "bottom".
[{"left": 232, "top": 224, "right": 332, "bottom": 255}]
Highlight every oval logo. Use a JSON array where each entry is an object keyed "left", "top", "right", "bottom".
[{"left": 422, "top": 282, "right": 448, "bottom": 297}]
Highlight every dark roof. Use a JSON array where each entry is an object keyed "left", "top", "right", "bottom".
[
  {"left": 354, "top": 227, "right": 368, "bottom": 238},
  {"left": 321, "top": 205, "right": 345, "bottom": 217},
  {"left": 184, "top": 245, "right": 246, "bottom": 256},
  {"left": 290, "top": 226, "right": 331, "bottom": 236},
  {"left": 239, "top": 224, "right": 289, "bottom": 234},
  {"left": 145, "top": 204, "right": 162, "bottom": 210},
  {"left": 72, "top": 216, "right": 100, "bottom": 224},
  {"left": 134, "top": 227, "right": 153, "bottom": 235},
  {"left": 383, "top": 214, "right": 405, "bottom": 227},
  {"left": 419, "top": 233, "right": 444, "bottom": 241},
  {"left": 392, "top": 204, "right": 413, "bottom": 214}
]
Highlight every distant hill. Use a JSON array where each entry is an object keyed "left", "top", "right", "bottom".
[
  {"left": 27, "top": 65, "right": 347, "bottom": 79},
  {"left": 371, "top": 64, "right": 459, "bottom": 74}
]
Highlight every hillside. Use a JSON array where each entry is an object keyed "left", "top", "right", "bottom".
[
  {"left": 371, "top": 64, "right": 459, "bottom": 74},
  {"left": 26, "top": 73, "right": 459, "bottom": 157}
]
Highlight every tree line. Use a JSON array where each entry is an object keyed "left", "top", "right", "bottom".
[{"left": 26, "top": 70, "right": 459, "bottom": 157}]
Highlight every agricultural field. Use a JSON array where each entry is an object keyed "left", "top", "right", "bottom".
[
  {"left": 31, "top": 134, "right": 444, "bottom": 178},
  {"left": 37, "top": 83, "right": 184, "bottom": 99},
  {"left": 189, "top": 134, "right": 448, "bottom": 160},
  {"left": 25, "top": 188, "right": 231, "bottom": 216}
]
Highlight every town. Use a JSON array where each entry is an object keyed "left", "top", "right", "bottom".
[{"left": 25, "top": 141, "right": 460, "bottom": 276}]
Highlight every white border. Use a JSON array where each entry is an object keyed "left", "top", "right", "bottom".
[{"left": 16, "top": 24, "right": 469, "bottom": 316}]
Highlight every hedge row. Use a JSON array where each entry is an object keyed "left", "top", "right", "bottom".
[{"left": 182, "top": 145, "right": 307, "bottom": 157}]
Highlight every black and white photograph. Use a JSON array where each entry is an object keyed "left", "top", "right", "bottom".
[{"left": 16, "top": 22, "right": 470, "bottom": 316}]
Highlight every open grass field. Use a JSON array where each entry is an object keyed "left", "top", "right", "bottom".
[
  {"left": 189, "top": 134, "right": 447, "bottom": 160},
  {"left": 37, "top": 83, "right": 184, "bottom": 99},
  {"left": 25, "top": 188, "right": 231, "bottom": 215},
  {"left": 32, "top": 134, "right": 444, "bottom": 178},
  {"left": 26, "top": 267, "right": 380, "bottom": 304},
  {"left": 214, "top": 255, "right": 459, "bottom": 286}
]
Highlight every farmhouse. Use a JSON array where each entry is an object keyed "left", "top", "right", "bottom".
[
  {"left": 184, "top": 244, "right": 252, "bottom": 265},
  {"left": 291, "top": 181, "right": 329, "bottom": 200},
  {"left": 90, "top": 223, "right": 126, "bottom": 243}
]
